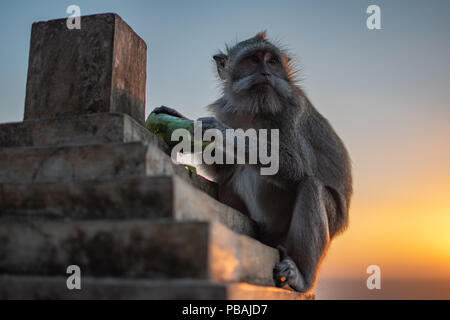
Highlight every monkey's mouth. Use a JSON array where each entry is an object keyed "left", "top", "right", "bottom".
[
  {"left": 250, "top": 79, "right": 273, "bottom": 91},
  {"left": 232, "top": 75, "right": 275, "bottom": 95}
]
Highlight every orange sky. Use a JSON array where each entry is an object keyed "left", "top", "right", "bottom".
[{"left": 318, "top": 109, "right": 450, "bottom": 281}]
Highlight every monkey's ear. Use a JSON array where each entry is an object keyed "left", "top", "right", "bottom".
[{"left": 213, "top": 53, "right": 228, "bottom": 80}]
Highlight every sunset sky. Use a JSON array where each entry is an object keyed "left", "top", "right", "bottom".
[{"left": 0, "top": 0, "right": 449, "bottom": 299}]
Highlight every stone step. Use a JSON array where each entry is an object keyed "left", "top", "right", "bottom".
[
  {"left": 0, "top": 176, "right": 256, "bottom": 237},
  {"left": 0, "top": 220, "right": 275, "bottom": 286},
  {"left": 0, "top": 140, "right": 217, "bottom": 197},
  {"left": 0, "top": 113, "right": 168, "bottom": 151},
  {"left": 0, "top": 276, "right": 314, "bottom": 300}
]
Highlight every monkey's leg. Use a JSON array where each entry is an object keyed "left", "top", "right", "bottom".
[
  {"left": 152, "top": 105, "right": 188, "bottom": 119},
  {"left": 273, "top": 177, "right": 330, "bottom": 292}
]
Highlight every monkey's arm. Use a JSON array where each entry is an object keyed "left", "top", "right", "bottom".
[
  {"left": 152, "top": 106, "right": 189, "bottom": 119},
  {"left": 198, "top": 117, "right": 308, "bottom": 183}
]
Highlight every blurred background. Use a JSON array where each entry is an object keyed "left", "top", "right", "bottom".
[{"left": 0, "top": 0, "right": 449, "bottom": 299}]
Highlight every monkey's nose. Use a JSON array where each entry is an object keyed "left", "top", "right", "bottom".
[{"left": 261, "top": 71, "right": 271, "bottom": 77}]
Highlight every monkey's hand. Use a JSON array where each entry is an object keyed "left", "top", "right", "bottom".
[
  {"left": 273, "top": 246, "right": 306, "bottom": 292},
  {"left": 152, "top": 105, "right": 188, "bottom": 120},
  {"left": 197, "top": 117, "right": 229, "bottom": 134}
]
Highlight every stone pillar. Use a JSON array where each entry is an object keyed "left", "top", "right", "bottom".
[{"left": 24, "top": 13, "right": 147, "bottom": 124}]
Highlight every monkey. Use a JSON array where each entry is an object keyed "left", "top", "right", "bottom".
[{"left": 153, "top": 32, "right": 352, "bottom": 293}]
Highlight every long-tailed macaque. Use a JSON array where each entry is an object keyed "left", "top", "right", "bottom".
[{"left": 153, "top": 32, "right": 352, "bottom": 293}]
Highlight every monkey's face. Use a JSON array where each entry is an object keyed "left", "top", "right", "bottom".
[
  {"left": 228, "top": 49, "right": 293, "bottom": 113},
  {"left": 213, "top": 33, "right": 297, "bottom": 114},
  {"left": 230, "top": 50, "right": 289, "bottom": 93}
]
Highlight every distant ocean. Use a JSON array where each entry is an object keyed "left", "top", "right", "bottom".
[{"left": 315, "top": 278, "right": 450, "bottom": 300}]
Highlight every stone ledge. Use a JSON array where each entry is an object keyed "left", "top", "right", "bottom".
[
  {"left": 0, "top": 113, "right": 168, "bottom": 152},
  {"left": 0, "top": 276, "right": 314, "bottom": 300},
  {"left": 0, "top": 176, "right": 255, "bottom": 237},
  {"left": 0, "top": 220, "right": 274, "bottom": 285},
  {"left": 0, "top": 140, "right": 217, "bottom": 198}
]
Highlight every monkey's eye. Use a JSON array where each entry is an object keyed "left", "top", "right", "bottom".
[
  {"left": 267, "top": 57, "right": 279, "bottom": 65},
  {"left": 247, "top": 55, "right": 260, "bottom": 64}
]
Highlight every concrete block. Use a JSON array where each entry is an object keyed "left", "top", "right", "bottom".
[
  {"left": 24, "top": 14, "right": 146, "bottom": 123},
  {"left": 0, "top": 221, "right": 276, "bottom": 285},
  {"left": 0, "top": 176, "right": 255, "bottom": 237},
  {"left": 0, "top": 141, "right": 217, "bottom": 197},
  {"left": 0, "top": 113, "right": 166, "bottom": 151}
]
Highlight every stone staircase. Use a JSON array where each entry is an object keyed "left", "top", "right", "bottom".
[{"left": 0, "top": 13, "right": 313, "bottom": 300}]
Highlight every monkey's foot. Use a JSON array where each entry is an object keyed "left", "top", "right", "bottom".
[
  {"left": 273, "top": 246, "right": 306, "bottom": 292},
  {"left": 152, "top": 106, "right": 187, "bottom": 119}
]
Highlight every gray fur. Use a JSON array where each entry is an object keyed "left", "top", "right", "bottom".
[{"left": 207, "top": 33, "right": 352, "bottom": 293}]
